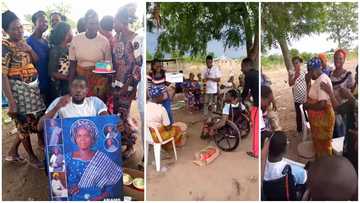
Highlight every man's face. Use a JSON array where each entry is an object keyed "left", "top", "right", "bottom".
[
  {"left": 70, "top": 80, "right": 88, "bottom": 102},
  {"left": 35, "top": 14, "right": 48, "bottom": 33},
  {"left": 206, "top": 59, "right": 213, "bottom": 68}
]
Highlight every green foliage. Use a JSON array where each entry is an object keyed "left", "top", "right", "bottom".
[
  {"left": 289, "top": 48, "right": 300, "bottom": 58},
  {"left": 325, "top": 2, "right": 358, "bottom": 49},
  {"left": 146, "top": 50, "right": 154, "bottom": 60},
  {"left": 262, "top": 2, "right": 327, "bottom": 51},
  {"left": 23, "top": 2, "right": 75, "bottom": 31},
  {"left": 147, "top": 2, "right": 258, "bottom": 57}
]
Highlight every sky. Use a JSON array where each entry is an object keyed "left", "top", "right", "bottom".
[
  {"left": 266, "top": 32, "right": 343, "bottom": 55},
  {"left": 147, "top": 31, "right": 248, "bottom": 59},
  {"left": 3, "top": 0, "right": 144, "bottom": 25}
]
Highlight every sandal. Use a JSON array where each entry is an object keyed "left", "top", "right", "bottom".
[
  {"left": 246, "top": 152, "right": 258, "bottom": 158},
  {"left": 5, "top": 155, "right": 26, "bottom": 163}
]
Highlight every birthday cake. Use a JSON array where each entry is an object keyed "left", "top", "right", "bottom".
[{"left": 93, "top": 61, "right": 114, "bottom": 73}]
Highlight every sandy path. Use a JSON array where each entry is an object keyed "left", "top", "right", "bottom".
[
  {"left": 146, "top": 106, "right": 259, "bottom": 201},
  {"left": 2, "top": 101, "right": 143, "bottom": 201}
]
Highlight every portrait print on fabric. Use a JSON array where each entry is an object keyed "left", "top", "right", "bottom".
[{"left": 44, "top": 115, "right": 123, "bottom": 201}]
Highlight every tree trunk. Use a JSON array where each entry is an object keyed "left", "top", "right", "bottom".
[
  {"left": 277, "top": 36, "right": 293, "bottom": 72},
  {"left": 249, "top": 29, "right": 259, "bottom": 70}
]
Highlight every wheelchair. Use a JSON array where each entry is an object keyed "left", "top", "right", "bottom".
[{"left": 204, "top": 88, "right": 251, "bottom": 152}]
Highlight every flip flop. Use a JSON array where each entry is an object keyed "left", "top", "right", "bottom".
[{"left": 5, "top": 155, "right": 26, "bottom": 163}]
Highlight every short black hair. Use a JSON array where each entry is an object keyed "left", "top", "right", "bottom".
[
  {"left": 71, "top": 75, "right": 88, "bottom": 86},
  {"left": 242, "top": 57, "right": 254, "bottom": 68},
  {"left": 292, "top": 56, "right": 303, "bottom": 64},
  {"left": 227, "top": 89, "right": 239, "bottom": 99},
  {"left": 269, "top": 131, "right": 288, "bottom": 158},
  {"left": 50, "top": 12, "right": 67, "bottom": 21},
  {"left": 151, "top": 58, "right": 160, "bottom": 67},
  {"left": 206, "top": 55, "right": 213, "bottom": 61},
  {"left": 261, "top": 85, "right": 273, "bottom": 99},
  {"left": 77, "top": 17, "right": 86, "bottom": 33},
  {"left": 100, "top": 15, "right": 113, "bottom": 31},
  {"left": 84, "top": 9, "right": 98, "bottom": 23},
  {"left": 31, "top": 10, "right": 46, "bottom": 25}
]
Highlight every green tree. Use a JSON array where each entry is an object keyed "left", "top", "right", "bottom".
[
  {"left": 147, "top": 2, "right": 259, "bottom": 67},
  {"left": 262, "top": 2, "right": 327, "bottom": 72},
  {"left": 23, "top": 1, "right": 75, "bottom": 31},
  {"left": 326, "top": 2, "right": 358, "bottom": 49},
  {"left": 289, "top": 48, "right": 300, "bottom": 58}
]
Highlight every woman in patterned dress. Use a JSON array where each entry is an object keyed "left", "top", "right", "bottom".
[
  {"left": 2, "top": 10, "right": 45, "bottom": 168},
  {"left": 48, "top": 22, "right": 73, "bottom": 98},
  {"left": 108, "top": 4, "right": 142, "bottom": 119},
  {"left": 329, "top": 49, "right": 354, "bottom": 138}
]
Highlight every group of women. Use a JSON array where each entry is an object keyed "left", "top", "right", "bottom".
[
  {"left": 288, "top": 49, "right": 357, "bottom": 168},
  {"left": 2, "top": 4, "right": 142, "bottom": 168}
]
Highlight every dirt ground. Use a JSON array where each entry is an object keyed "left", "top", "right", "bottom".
[
  {"left": 263, "top": 59, "right": 357, "bottom": 164},
  {"left": 2, "top": 100, "right": 143, "bottom": 201},
  {"left": 146, "top": 108, "right": 259, "bottom": 201}
]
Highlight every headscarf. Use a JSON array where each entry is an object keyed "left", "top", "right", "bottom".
[
  {"left": 49, "top": 22, "right": 71, "bottom": 46},
  {"left": 334, "top": 49, "right": 347, "bottom": 59},
  {"left": 148, "top": 85, "right": 165, "bottom": 99},
  {"left": 2, "top": 10, "right": 18, "bottom": 31},
  {"left": 318, "top": 53, "right": 328, "bottom": 64},
  {"left": 307, "top": 57, "right": 322, "bottom": 70},
  {"left": 70, "top": 119, "right": 98, "bottom": 145}
]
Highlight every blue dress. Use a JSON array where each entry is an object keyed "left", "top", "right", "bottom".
[
  {"left": 65, "top": 153, "right": 111, "bottom": 200},
  {"left": 26, "top": 36, "right": 51, "bottom": 104}
]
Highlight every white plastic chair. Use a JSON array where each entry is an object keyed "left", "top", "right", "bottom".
[
  {"left": 299, "top": 104, "right": 311, "bottom": 141},
  {"left": 145, "top": 122, "right": 177, "bottom": 172}
]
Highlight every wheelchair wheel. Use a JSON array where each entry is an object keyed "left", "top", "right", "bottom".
[
  {"left": 214, "top": 120, "right": 240, "bottom": 151},
  {"left": 239, "top": 112, "right": 251, "bottom": 138}
]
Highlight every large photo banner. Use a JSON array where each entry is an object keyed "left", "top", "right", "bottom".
[{"left": 44, "top": 115, "right": 123, "bottom": 201}]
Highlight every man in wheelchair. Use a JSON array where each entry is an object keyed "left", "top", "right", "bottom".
[
  {"left": 263, "top": 131, "right": 307, "bottom": 200},
  {"left": 201, "top": 89, "right": 246, "bottom": 139}
]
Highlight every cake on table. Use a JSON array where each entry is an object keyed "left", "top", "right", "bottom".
[{"left": 94, "top": 61, "right": 114, "bottom": 73}]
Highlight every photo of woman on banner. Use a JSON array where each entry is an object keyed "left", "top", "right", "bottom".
[
  {"left": 49, "top": 146, "right": 65, "bottom": 172},
  {"left": 47, "top": 119, "right": 63, "bottom": 146},
  {"left": 51, "top": 172, "right": 68, "bottom": 199},
  {"left": 65, "top": 119, "right": 122, "bottom": 201}
]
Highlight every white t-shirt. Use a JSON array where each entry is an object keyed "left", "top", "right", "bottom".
[
  {"left": 46, "top": 96, "right": 108, "bottom": 118},
  {"left": 51, "top": 179, "right": 67, "bottom": 197},
  {"left": 264, "top": 158, "right": 307, "bottom": 185},
  {"left": 202, "top": 66, "right": 221, "bottom": 94},
  {"left": 222, "top": 102, "right": 246, "bottom": 115},
  {"left": 308, "top": 73, "right": 332, "bottom": 103},
  {"left": 146, "top": 102, "right": 170, "bottom": 128}
]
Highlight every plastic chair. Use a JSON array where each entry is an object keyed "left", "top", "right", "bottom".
[
  {"left": 299, "top": 104, "right": 311, "bottom": 141},
  {"left": 145, "top": 122, "right": 177, "bottom": 172}
]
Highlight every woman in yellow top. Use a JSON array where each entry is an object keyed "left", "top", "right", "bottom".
[
  {"left": 304, "top": 57, "right": 335, "bottom": 158},
  {"left": 2, "top": 10, "right": 45, "bottom": 168}
]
